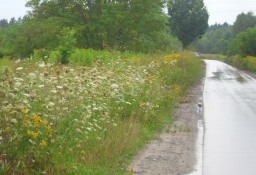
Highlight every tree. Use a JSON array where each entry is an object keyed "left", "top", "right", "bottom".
[
  {"left": 0, "top": 19, "right": 8, "bottom": 28},
  {"left": 25, "top": 0, "right": 181, "bottom": 53},
  {"left": 232, "top": 12, "right": 256, "bottom": 36},
  {"left": 168, "top": 0, "right": 209, "bottom": 47}
]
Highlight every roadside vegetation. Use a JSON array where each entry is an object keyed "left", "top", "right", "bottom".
[{"left": 0, "top": 51, "right": 203, "bottom": 174}]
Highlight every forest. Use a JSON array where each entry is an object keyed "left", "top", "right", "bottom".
[{"left": 193, "top": 11, "right": 256, "bottom": 57}]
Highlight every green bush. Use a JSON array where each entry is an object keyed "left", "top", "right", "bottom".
[
  {"left": 244, "top": 56, "right": 256, "bottom": 72},
  {"left": 32, "top": 49, "right": 49, "bottom": 62},
  {"left": 57, "top": 27, "right": 77, "bottom": 64},
  {"left": 228, "top": 27, "right": 256, "bottom": 57}
]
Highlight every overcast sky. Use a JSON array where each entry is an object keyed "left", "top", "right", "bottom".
[{"left": 0, "top": 0, "right": 255, "bottom": 25}]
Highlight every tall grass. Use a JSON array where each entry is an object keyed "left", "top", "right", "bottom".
[{"left": 0, "top": 51, "right": 203, "bottom": 174}]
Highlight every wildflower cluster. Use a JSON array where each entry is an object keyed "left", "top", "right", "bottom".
[
  {"left": 0, "top": 51, "right": 202, "bottom": 174},
  {"left": 163, "top": 53, "right": 181, "bottom": 66},
  {"left": 0, "top": 58, "right": 160, "bottom": 173}
]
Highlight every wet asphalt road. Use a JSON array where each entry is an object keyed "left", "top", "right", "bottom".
[{"left": 203, "top": 60, "right": 256, "bottom": 175}]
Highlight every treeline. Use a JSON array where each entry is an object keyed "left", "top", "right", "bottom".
[
  {"left": 0, "top": 0, "right": 180, "bottom": 59},
  {"left": 193, "top": 12, "right": 256, "bottom": 57},
  {"left": 0, "top": 0, "right": 210, "bottom": 61}
]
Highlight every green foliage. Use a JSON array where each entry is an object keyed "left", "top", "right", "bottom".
[
  {"left": 69, "top": 48, "right": 142, "bottom": 66},
  {"left": 228, "top": 27, "right": 256, "bottom": 57},
  {"left": 232, "top": 12, "right": 256, "bottom": 36},
  {"left": 57, "top": 27, "right": 77, "bottom": 64},
  {"left": 224, "top": 55, "right": 256, "bottom": 73},
  {"left": 23, "top": 0, "right": 180, "bottom": 54},
  {"left": 168, "top": 0, "right": 209, "bottom": 47},
  {"left": 193, "top": 23, "right": 233, "bottom": 54},
  {"left": 243, "top": 56, "right": 256, "bottom": 72},
  {"left": 48, "top": 50, "right": 61, "bottom": 64},
  {"left": 32, "top": 49, "right": 49, "bottom": 62}
]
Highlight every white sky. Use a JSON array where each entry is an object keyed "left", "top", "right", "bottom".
[
  {"left": 204, "top": 0, "right": 256, "bottom": 25},
  {"left": 0, "top": 0, "right": 255, "bottom": 25}
]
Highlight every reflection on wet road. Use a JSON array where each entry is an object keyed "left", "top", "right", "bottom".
[{"left": 203, "top": 60, "right": 256, "bottom": 175}]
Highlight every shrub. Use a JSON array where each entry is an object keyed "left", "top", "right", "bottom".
[
  {"left": 228, "top": 27, "right": 256, "bottom": 57},
  {"left": 32, "top": 49, "right": 49, "bottom": 62},
  {"left": 244, "top": 56, "right": 256, "bottom": 72}
]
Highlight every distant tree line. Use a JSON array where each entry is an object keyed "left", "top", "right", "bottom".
[
  {"left": 193, "top": 12, "right": 256, "bottom": 57},
  {"left": 0, "top": 0, "right": 209, "bottom": 60}
]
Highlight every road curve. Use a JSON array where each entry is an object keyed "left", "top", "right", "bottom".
[{"left": 203, "top": 60, "right": 256, "bottom": 175}]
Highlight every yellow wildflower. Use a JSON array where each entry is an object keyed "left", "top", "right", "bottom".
[
  {"left": 27, "top": 130, "right": 39, "bottom": 139},
  {"left": 40, "top": 119, "right": 48, "bottom": 126},
  {"left": 21, "top": 109, "right": 29, "bottom": 114},
  {"left": 23, "top": 118, "right": 31, "bottom": 127},
  {"left": 40, "top": 140, "right": 47, "bottom": 148},
  {"left": 32, "top": 115, "right": 41, "bottom": 128},
  {"left": 47, "top": 125, "right": 53, "bottom": 135},
  {"left": 163, "top": 53, "right": 181, "bottom": 64}
]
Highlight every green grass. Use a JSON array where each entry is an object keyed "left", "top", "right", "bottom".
[{"left": 0, "top": 50, "right": 203, "bottom": 174}]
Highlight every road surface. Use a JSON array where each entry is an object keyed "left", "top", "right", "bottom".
[{"left": 203, "top": 60, "right": 256, "bottom": 175}]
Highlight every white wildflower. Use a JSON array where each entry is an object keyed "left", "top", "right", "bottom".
[
  {"left": 14, "top": 77, "right": 24, "bottom": 82},
  {"left": 28, "top": 72, "right": 37, "bottom": 79},
  {"left": 111, "top": 83, "right": 119, "bottom": 89},
  {"left": 76, "top": 128, "right": 82, "bottom": 134},
  {"left": 29, "top": 139, "right": 35, "bottom": 145},
  {"left": 23, "top": 100, "right": 29, "bottom": 104},
  {"left": 38, "top": 62, "right": 46, "bottom": 68},
  {"left": 23, "top": 93, "right": 30, "bottom": 98},
  {"left": 48, "top": 102, "right": 55, "bottom": 107},
  {"left": 15, "top": 59, "right": 21, "bottom": 63},
  {"left": 16, "top": 67, "right": 23, "bottom": 71},
  {"left": 51, "top": 90, "right": 57, "bottom": 93},
  {"left": 47, "top": 63, "right": 52, "bottom": 67},
  {"left": 56, "top": 86, "right": 63, "bottom": 89},
  {"left": 125, "top": 102, "right": 132, "bottom": 105},
  {"left": 38, "top": 85, "right": 45, "bottom": 88}
]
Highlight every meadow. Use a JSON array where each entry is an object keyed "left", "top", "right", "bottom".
[{"left": 0, "top": 50, "right": 203, "bottom": 174}]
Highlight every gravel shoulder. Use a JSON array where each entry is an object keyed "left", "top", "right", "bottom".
[{"left": 131, "top": 79, "right": 204, "bottom": 175}]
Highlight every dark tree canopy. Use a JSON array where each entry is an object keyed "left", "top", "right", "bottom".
[{"left": 168, "top": 0, "right": 209, "bottom": 47}]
